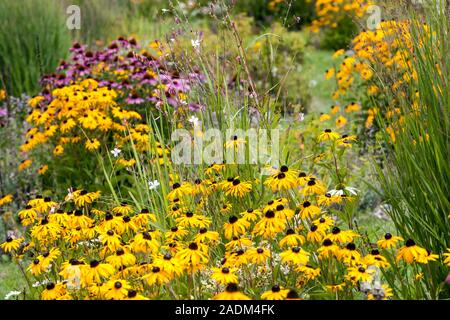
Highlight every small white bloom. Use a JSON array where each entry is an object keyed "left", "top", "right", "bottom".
[
  {"left": 345, "top": 186, "right": 359, "bottom": 195},
  {"left": 148, "top": 180, "right": 160, "bottom": 190},
  {"left": 191, "top": 39, "right": 201, "bottom": 50},
  {"left": 188, "top": 115, "right": 199, "bottom": 126},
  {"left": 4, "top": 290, "right": 22, "bottom": 300},
  {"left": 328, "top": 189, "right": 344, "bottom": 196},
  {"left": 297, "top": 112, "right": 305, "bottom": 122},
  {"left": 67, "top": 187, "right": 74, "bottom": 201},
  {"left": 111, "top": 147, "right": 121, "bottom": 158},
  {"left": 309, "top": 80, "right": 318, "bottom": 88}
]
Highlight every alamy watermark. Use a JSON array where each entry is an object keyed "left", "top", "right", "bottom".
[{"left": 66, "top": 5, "right": 81, "bottom": 30}]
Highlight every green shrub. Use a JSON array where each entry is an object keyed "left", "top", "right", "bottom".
[
  {"left": 0, "top": 0, "right": 71, "bottom": 96},
  {"left": 232, "top": 0, "right": 316, "bottom": 29},
  {"left": 320, "top": 17, "right": 359, "bottom": 50}
]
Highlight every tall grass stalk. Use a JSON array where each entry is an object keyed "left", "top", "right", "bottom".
[
  {"left": 0, "top": 0, "right": 71, "bottom": 96},
  {"left": 374, "top": 0, "right": 449, "bottom": 298}
]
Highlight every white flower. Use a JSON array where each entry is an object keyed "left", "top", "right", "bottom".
[
  {"left": 345, "top": 186, "right": 359, "bottom": 195},
  {"left": 111, "top": 147, "right": 121, "bottom": 158},
  {"left": 188, "top": 115, "right": 199, "bottom": 126},
  {"left": 32, "top": 279, "right": 49, "bottom": 288},
  {"left": 309, "top": 80, "right": 318, "bottom": 88},
  {"left": 329, "top": 187, "right": 359, "bottom": 197},
  {"left": 4, "top": 290, "right": 22, "bottom": 300},
  {"left": 328, "top": 189, "right": 344, "bottom": 196},
  {"left": 297, "top": 112, "right": 305, "bottom": 122},
  {"left": 191, "top": 38, "right": 201, "bottom": 50},
  {"left": 67, "top": 187, "right": 74, "bottom": 201},
  {"left": 148, "top": 180, "right": 160, "bottom": 190}
]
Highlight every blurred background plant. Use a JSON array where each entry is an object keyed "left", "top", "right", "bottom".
[
  {"left": 373, "top": 2, "right": 449, "bottom": 298},
  {"left": 0, "top": 0, "right": 71, "bottom": 96}
]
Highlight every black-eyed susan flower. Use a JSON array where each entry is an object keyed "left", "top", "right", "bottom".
[
  {"left": 335, "top": 115, "right": 347, "bottom": 128},
  {"left": 416, "top": 250, "right": 439, "bottom": 264},
  {"left": 38, "top": 248, "right": 61, "bottom": 269},
  {"left": 327, "top": 227, "right": 358, "bottom": 244},
  {"left": 176, "top": 242, "right": 208, "bottom": 266},
  {"left": 131, "top": 231, "right": 159, "bottom": 254},
  {"left": 307, "top": 224, "right": 326, "bottom": 243},
  {"left": 224, "top": 178, "right": 252, "bottom": 197},
  {"left": 106, "top": 247, "right": 136, "bottom": 268},
  {"left": 99, "top": 229, "right": 122, "bottom": 252},
  {"left": 318, "top": 129, "right": 340, "bottom": 142},
  {"left": 302, "top": 178, "right": 326, "bottom": 196},
  {"left": 317, "top": 239, "right": 339, "bottom": 259},
  {"left": 326, "top": 283, "right": 345, "bottom": 293},
  {"left": 319, "top": 113, "right": 331, "bottom": 121},
  {"left": 165, "top": 226, "right": 188, "bottom": 240},
  {"left": 325, "top": 68, "right": 335, "bottom": 80},
  {"left": 377, "top": 233, "right": 403, "bottom": 249},
  {"left": 443, "top": 249, "right": 450, "bottom": 266},
  {"left": 30, "top": 218, "right": 62, "bottom": 243},
  {"left": 346, "top": 265, "right": 375, "bottom": 284},
  {"left": 0, "top": 194, "right": 13, "bottom": 207},
  {"left": 85, "top": 138, "right": 101, "bottom": 151},
  {"left": 280, "top": 247, "right": 310, "bottom": 265},
  {"left": 125, "top": 290, "right": 149, "bottom": 300},
  {"left": 142, "top": 266, "right": 171, "bottom": 285},
  {"left": 274, "top": 204, "right": 295, "bottom": 220},
  {"left": 225, "top": 135, "right": 246, "bottom": 149},
  {"left": 153, "top": 253, "right": 183, "bottom": 277},
  {"left": 103, "top": 279, "right": 131, "bottom": 300},
  {"left": 279, "top": 229, "right": 305, "bottom": 248},
  {"left": 296, "top": 265, "right": 321, "bottom": 280},
  {"left": 41, "top": 282, "right": 67, "bottom": 300},
  {"left": 223, "top": 216, "right": 250, "bottom": 240},
  {"left": 0, "top": 236, "right": 24, "bottom": 253},
  {"left": 298, "top": 201, "right": 321, "bottom": 220},
  {"left": 220, "top": 203, "right": 232, "bottom": 214},
  {"left": 253, "top": 210, "right": 286, "bottom": 238},
  {"left": 337, "top": 243, "right": 361, "bottom": 266},
  {"left": 363, "top": 249, "right": 390, "bottom": 268},
  {"left": 224, "top": 237, "right": 253, "bottom": 251},
  {"left": 176, "top": 211, "right": 211, "bottom": 228},
  {"left": 28, "top": 258, "right": 46, "bottom": 276},
  {"left": 264, "top": 165, "right": 298, "bottom": 191},
  {"left": 194, "top": 228, "right": 219, "bottom": 244},
  {"left": 204, "top": 163, "right": 225, "bottom": 176},
  {"left": 112, "top": 202, "right": 134, "bottom": 215},
  {"left": 297, "top": 172, "right": 312, "bottom": 186},
  {"left": 73, "top": 190, "right": 100, "bottom": 207},
  {"left": 213, "top": 283, "right": 251, "bottom": 300},
  {"left": 53, "top": 145, "right": 64, "bottom": 156},
  {"left": 36, "top": 196, "right": 58, "bottom": 213},
  {"left": 69, "top": 210, "right": 94, "bottom": 229},
  {"left": 167, "top": 182, "right": 191, "bottom": 201},
  {"left": 240, "top": 208, "right": 261, "bottom": 222},
  {"left": 85, "top": 260, "right": 115, "bottom": 283},
  {"left": 313, "top": 216, "right": 334, "bottom": 231},
  {"left": 211, "top": 267, "right": 238, "bottom": 285},
  {"left": 336, "top": 134, "right": 357, "bottom": 148},
  {"left": 247, "top": 247, "right": 270, "bottom": 264},
  {"left": 396, "top": 239, "right": 428, "bottom": 264},
  {"left": 261, "top": 285, "right": 289, "bottom": 300},
  {"left": 317, "top": 193, "right": 342, "bottom": 206}
]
